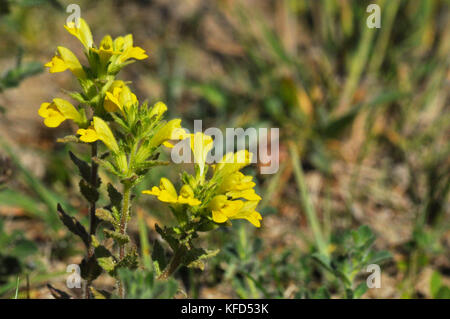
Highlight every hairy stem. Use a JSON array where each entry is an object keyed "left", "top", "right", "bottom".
[
  {"left": 85, "top": 142, "right": 98, "bottom": 299},
  {"left": 118, "top": 182, "right": 132, "bottom": 298},
  {"left": 158, "top": 247, "right": 186, "bottom": 280}
]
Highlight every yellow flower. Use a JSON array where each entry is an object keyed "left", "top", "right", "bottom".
[
  {"left": 231, "top": 201, "right": 262, "bottom": 228},
  {"left": 64, "top": 18, "right": 93, "bottom": 50},
  {"left": 45, "top": 46, "right": 86, "bottom": 78},
  {"left": 91, "top": 35, "right": 121, "bottom": 64},
  {"left": 77, "top": 126, "right": 98, "bottom": 143},
  {"left": 189, "top": 132, "right": 214, "bottom": 177},
  {"left": 38, "top": 98, "right": 82, "bottom": 128},
  {"left": 178, "top": 185, "right": 201, "bottom": 206},
  {"left": 214, "top": 150, "right": 253, "bottom": 177},
  {"left": 209, "top": 195, "right": 262, "bottom": 227},
  {"left": 149, "top": 119, "right": 187, "bottom": 149},
  {"left": 88, "top": 116, "right": 119, "bottom": 153},
  {"left": 209, "top": 195, "right": 244, "bottom": 224},
  {"left": 114, "top": 34, "right": 148, "bottom": 63},
  {"left": 149, "top": 101, "right": 168, "bottom": 119},
  {"left": 219, "top": 171, "right": 255, "bottom": 192},
  {"left": 142, "top": 179, "right": 201, "bottom": 206},
  {"left": 104, "top": 85, "right": 137, "bottom": 113},
  {"left": 119, "top": 46, "right": 148, "bottom": 63},
  {"left": 143, "top": 178, "right": 178, "bottom": 203},
  {"left": 226, "top": 189, "right": 261, "bottom": 201},
  {"left": 92, "top": 33, "right": 148, "bottom": 66},
  {"left": 218, "top": 171, "right": 261, "bottom": 201}
]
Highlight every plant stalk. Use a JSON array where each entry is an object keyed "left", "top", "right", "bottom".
[
  {"left": 118, "top": 181, "right": 132, "bottom": 298},
  {"left": 85, "top": 142, "right": 98, "bottom": 299},
  {"left": 289, "top": 143, "right": 328, "bottom": 258},
  {"left": 158, "top": 247, "right": 185, "bottom": 280}
]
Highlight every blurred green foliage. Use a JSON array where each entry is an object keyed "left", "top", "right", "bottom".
[{"left": 0, "top": 0, "right": 448, "bottom": 298}]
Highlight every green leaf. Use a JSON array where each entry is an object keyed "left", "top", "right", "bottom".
[
  {"left": 134, "top": 160, "right": 169, "bottom": 174},
  {"left": 321, "top": 105, "right": 360, "bottom": 138},
  {"left": 0, "top": 61, "right": 43, "bottom": 89},
  {"left": 182, "top": 248, "right": 220, "bottom": 270},
  {"left": 95, "top": 208, "right": 117, "bottom": 226},
  {"left": 435, "top": 286, "right": 450, "bottom": 299},
  {"left": 353, "top": 282, "right": 368, "bottom": 299},
  {"left": 352, "top": 225, "right": 375, "bottom": 248},
  {"left": 69, "top": 151, "right": 91, "bottom": 182},
  {"left": 80, "top": 256, "right": 102, "bottom": 282},
  {"left": 312, "top": 253, "right": 333, "bottom": 273},
  {"left": 94, "top": 245, "right": 115, "bottom": 275},
  {"left": 56, "top": 135, "right": 80, "bottom": 144},
  {"left": 90, "top": 287, "right": 110, "bottom": 299},
  {"left": 93, "top": 157, "right": 122, "bottom": 177},
  {"left": 56, "top": 204, "right": 90, "bottom": 248},
  {"left": 47, "top": 284, "right": 71, "bottom": 299},
  {"left": 79, "top": 179, "right": 99, "bottom": 203},
  {"left": 66, "top": 91, "right": 89, "bottom": 104},
  {"left": 103, "top": 229, "right": 130, "bottom": 245},
  {"left": 313, "top": 287, "right": 331, "bottom": 299},
  {"left": 10, "top": 239, "right": 38, "bottom": 258},
  {"left": 430, "top": 271, "right": 442, "bottom": 298},
  {"left": 151, "top": 240, "right": 167, "bottom": 276},
  {"left": 116, "top": 248, "right": 139, "bottom": 271},
  {"left": 117, "top": 268, "right": 178, "bottom": 299},
  {"left": 368, "top": 250, "right": 391, "bottom": 265},
  {"left": 107, "top": 183, "right": 123, "bottom": 210},
  {"left": 155, "top": 224, "right": 179, "bottom": 251}
]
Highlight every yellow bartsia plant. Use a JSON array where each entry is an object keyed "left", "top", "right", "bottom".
[
  {"left": 39, "top": 18, "right": 185, "bottom": 299},
  {"left": 142, "top": 133, "right": 262, "bottom": 280}
]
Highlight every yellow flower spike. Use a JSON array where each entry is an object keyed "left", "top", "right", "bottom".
[
  {"left": 209, "top": 195, "right": 244, "bottom": 224},
  {"left": 215, "top": 150, "right": 253, "bottom": 177},
  {"left": 64, "top": 18, "right": 93, "bottom": 50},
  {"left": 38, "top": 102, "right": 66, "bottom": 127},
  {"left": 77, "top": 126, "right": 99, "bottom": 143},
  {"left": 178, "top": 185, "right": 201, "bottom": 206},
  {"left": 149, "top": 101, "right": 168, "bottom": 119},
  {"left": 230, "top": 201, "right": 262, "bottom": 228},
  {"left": 142, "top": 178, "right": 178, "bottom": 203},
  {"left": 189, "top": 132, "right": 214, "bottom": 178},
  {"left": 92, "top": 116, "right": 119, "bottom": 153},
  {"left": 45, "top": 46, "right": 86, "bottom": 78}
]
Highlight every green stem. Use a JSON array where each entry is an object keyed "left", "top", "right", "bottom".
[
  {"left": 336, "top": 9, "right": 378, "bottom": 114},
  {"left": 289, "top": 143, "right": 328, "bottom": 258},
  {"left": 85, "top": 142, "right": 98, "bottom": 299},
  {"left": 118, "top": 181, "right": 132, "bottom": 298},
  {"left": 158, "top": 247, "right": 186, "bottom": 280}
]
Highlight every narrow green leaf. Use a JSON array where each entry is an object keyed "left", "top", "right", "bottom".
[{"left": 56, "top": 204, "right": 90, "bottom": 248}]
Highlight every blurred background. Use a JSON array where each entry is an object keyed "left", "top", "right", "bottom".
[{"left": 0, "top": 0, "right": 449, "bottom": 298}]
